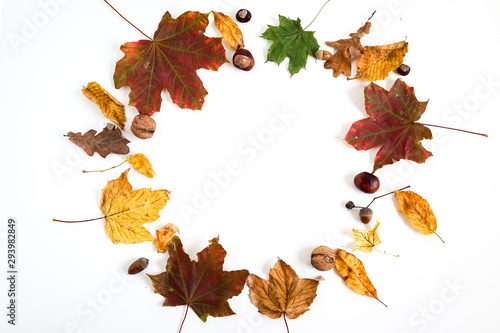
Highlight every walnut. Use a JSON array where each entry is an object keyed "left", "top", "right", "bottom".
[
  {"left": 131, "top": 115, "right": 156, "bottom": 139},
  {"left": 311, "top": 246, "right": 336, "bottom": 271}
]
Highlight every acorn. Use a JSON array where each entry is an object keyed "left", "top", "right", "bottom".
[
  {"left": 128, "top": 257, "right": 149, "bottom": 275},
  {"left": 359, "top": 207, "right": 373, "bottom": 224}
]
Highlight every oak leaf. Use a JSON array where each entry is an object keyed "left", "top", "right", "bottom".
[
  {"left": 100, "top": 169, "right": 170, "bottom": 244},
  {"left": 67, "top": 124, "right": 130, "bottom": 158},
  {"left": 153, "top": 223, "right": 179, "bottom": 253},
  {"left": 334, "top": 249, "right": 386, "bottom": 306},
  {"left": 127, "top": 153, "right": 156, "bottom": 178},
  {"left": 247, "top": 259, "right": 321, "bottom": 320},
  {"left": 351, "top": 41, "right": 408, "bottom": 81},
  {"left": 148, "top": 236, "right": 249, "bottom": 323},
  {"left": 213, "top": 12, "right": 244, "bottom": 50},
  {"left": 394, "top": 190, "right": 444, "bottom": 242},
  {"left": 81, "top": 81, "right": 126, "bottom": 129},
  {"left": 352, "top": 221, "right": 381, "bottom": 253},
  {"left": 324, "top": 21, "right": 371, "bottom": 78},
  {"left": 114, "top": 11, "right": 227, "bottom": 115},
  {"left": 344, "top": 79, "right": 432, "bottom": 173},
  {"left": 262, "top": 15, "right": 320, "bottom": 76}
]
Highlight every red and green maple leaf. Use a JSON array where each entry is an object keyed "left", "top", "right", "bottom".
[
  {"left": 148, "top": 235, "right": 249, "bottom": 328},
  {"left": 114, "top": 11, "right": 227, "bottom": 115},
  {"left": 345, "top": 79, "right": 433, "bottom": 173}
]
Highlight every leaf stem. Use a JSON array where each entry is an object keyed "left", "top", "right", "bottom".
[
  {"left": 283, "top": 314, "right": 290, "bottom": 333},
  {"left": 434, "top": 232, "right": 445, "bottom": 243},
  {"left": 419, "top": 123, "right": 488, "bottom": 137},
  {"left": 374, "top": 247, "right": 400, "bottom": 257},
  {"left": 178, "top": 305, "right": 189, "bottom": 333},
  {"left": 366, "top": 185, "right": 411, "bottom": 209},
  {"left": 103, "top": 0, "right": 153, "bottom": 41},
  {"left": 303, "top": 0, "right": 331, "bottom": 31},
  {"left": 83, "top": 160, "right": 127, "bottom": 174},
  {"left": 53, "top": 216, "right": 105, "bottom": 223}
]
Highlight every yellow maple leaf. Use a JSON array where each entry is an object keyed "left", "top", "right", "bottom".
[
  {"left": 351, "top": 41, "right": 408, "bottom": 81},
  {"left": 213, "top": 12, "right": 244, "bottom": 51},
  {"left": 100, "top": 169, "right": 170, "bottom": 244},
  {"left": 352, "top": 222, "right": 381, "bottom": 253},
  {"left": 127, "top": 153, "right": 156, "bottom": 178},
  {"left": 247, "top": 259, "right": 322, "bottom": 320},
  {"left": 82, "top": 81, "right": 126, "bottom": 129},
  {"left": 394, "top": 190, "right": 444, "bottom": 243},
  {"left": 334, "top": 249, "right": 386, "bottom": 306}
]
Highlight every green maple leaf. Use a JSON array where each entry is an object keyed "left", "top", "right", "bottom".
[{"left": 262, "top": 15, "right": 320, "bottom": 76}]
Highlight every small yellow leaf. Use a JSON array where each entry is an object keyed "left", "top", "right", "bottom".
[
  {"left": 154, "top": 223, "right": 180, "bottom": 253},
  {"left": 352, "top": 222, "right": 381, "bottom": 253},
  {"left": 394, "top": 190, "right": 444, "bottom": 242},
  {"left": 82, "top": 82, "right": 126, "bottom": 129},
  {"left": 127, "top": 153, "right": 156, "bottom": 178},
  {"left": 334, "top": 249, "right": 386, "bottom": 306},
  {"left": 213, "top": 12, "right": 244, "bottom": 51},
  {"left": 352, "top": 41, "right": 408, "bottom": 81},
  {"left": 100, "top": 169, "right": 170, "bottom": 244}
]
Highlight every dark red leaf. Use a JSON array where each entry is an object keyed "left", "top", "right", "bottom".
[
  {"left": 114, "top": 11, "right": 227, "bottom": 115},
  {"left": 345, "top": 79, "right": 432, "bottom": 172},
  {"left": 148, "top": 236, "right": 249, "bottom": 323}
]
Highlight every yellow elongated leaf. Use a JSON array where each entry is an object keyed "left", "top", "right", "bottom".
[
  {"left": 154, "top": 223, "right": 180, "bottom": 253},
  {"left": 127, "top": 153, "right": 156, "bottom": 178},
  {"left": 82, "top": 82, "right": 126, "bottom": 129},
  {"left": 247, "top": 259, "right": 322, "bottom": 320},
  {"left": 213, "top": 12, "right": 244, "bottom": 50},
  {"left": 334, "top": 249, "right": 386, "bottom": 306},
  {"left": 394, "top": 190, "right": 444, "bottom": 242},
  {"left": 351, "top": 41, "right": 408, "bottom": 81},
  {"left": 100, "top": 169, "right": 170, "bottom": 244},
  {"left": 352, "top": 222, "right": 381, "bottom": 253}
]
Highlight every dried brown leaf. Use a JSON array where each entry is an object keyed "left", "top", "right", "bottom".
[
  {"left": 67, "top": 124, "right": 130, "bottom": 158},
  {"left": 351, "top": 41, "right": 408, "bottom": 81}
]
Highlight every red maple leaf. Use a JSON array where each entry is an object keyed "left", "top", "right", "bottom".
[
  {"left": 114, "top": 11, "right": 227, "bottom": 115},
  {"left": 148, "top": 236, "right": 249, "bottom": 327},
  {"left": 345, "top": 79, "right": 433, "bottom": 173}
]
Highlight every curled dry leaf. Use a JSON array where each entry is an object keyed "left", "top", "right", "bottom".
[
  {"left": 148, "top": 236, "right": 249, "bottom": 324},
  {"left": 324, "top": 20, "right": 371, "bottom": 78},
  {"left": 127, "top": 153, "right": 156, "bottom": 178},
  {"left": 82, "top": 81, "right": 126, "bottom": 129},
  {"left": 213, "top": 11, "right": 244, "bottom": 51},
  {"left": 334, "top": 249, "right": 386, "bottom": 306},
  {"left": 100, "top": 169, "right": 170, "bottom": 244},
  {"left": 154, "top": 223, "right": 179, "bottom": 253},
  {"left": 247, "top": 258, "right": 322, "bottom": 321},
  {"left": 67, "top": 124, "right": 130, "bottom": 158},
  {"left": 394, "top": 190, "right": 444, "bottom": 243},
  {"left": 352, "top": 221, "right": 381, "bottom": 253},
  {"left": 351, "top": 41, "right": 408, "bottom": 81}
]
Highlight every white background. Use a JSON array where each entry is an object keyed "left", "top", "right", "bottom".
[{"left": 1, "top": 0, "right": 500, "bottom": 332}]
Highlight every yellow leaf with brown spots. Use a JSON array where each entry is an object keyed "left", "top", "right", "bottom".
[
  {"left": 127, "top": 153, "right": 156, "bottom": 178},
  {"left": 82, "top": 82, "right": 126, "bottom": 129},
  {"left": 394, "top": 190, "right": 444, "bottom": 242},
  {"left": 334, "top": 249, "right": 386, "bottom": 306},
  {"left": 351, "top": 41, "right": 408, "bottom": 81}
]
